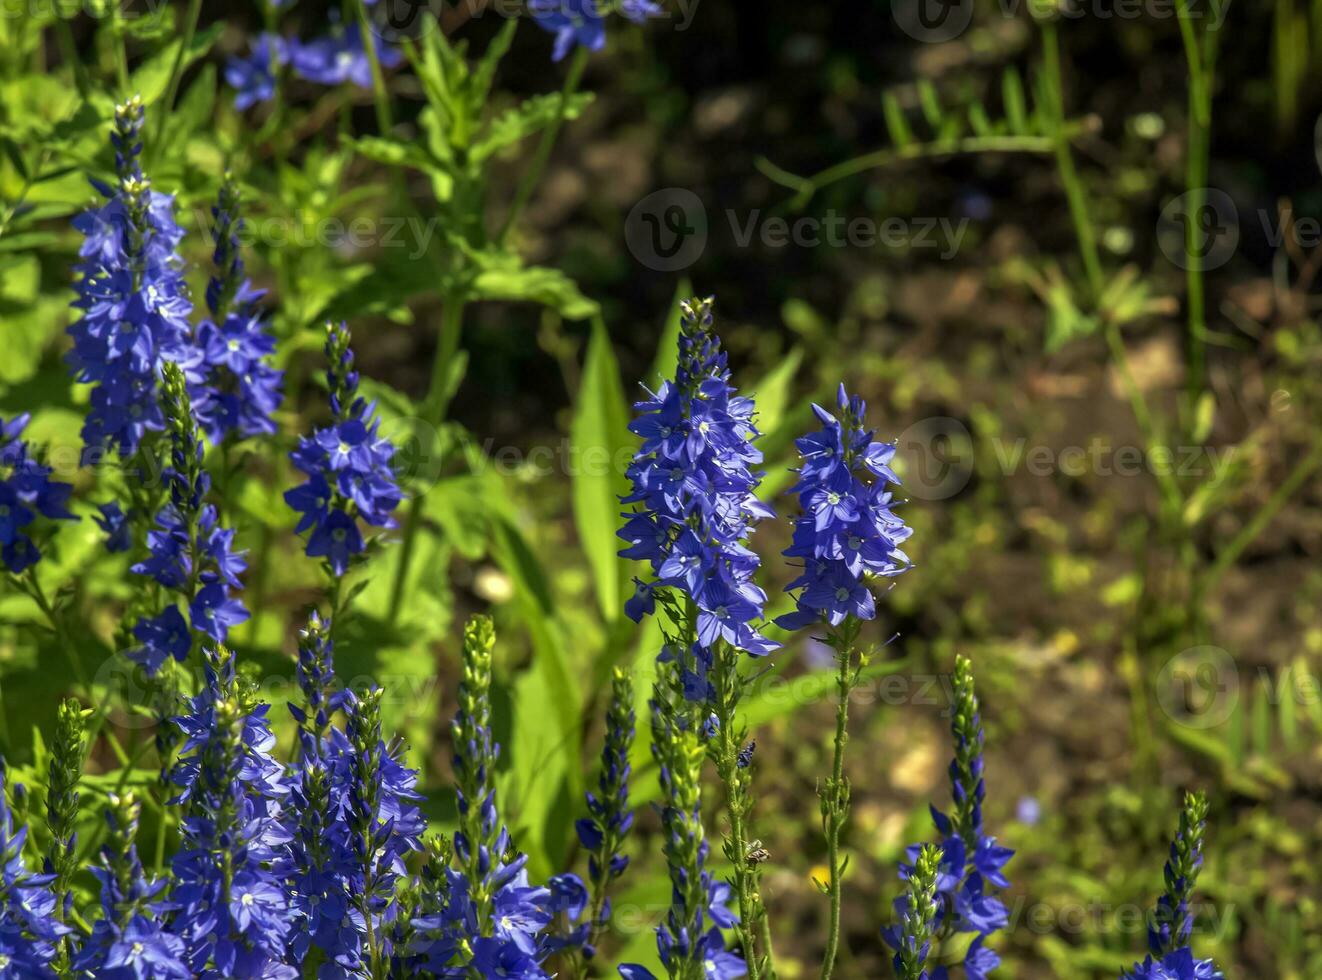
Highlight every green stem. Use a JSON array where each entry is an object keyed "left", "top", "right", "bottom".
[
  {"left": 354, "top": 0, "right": 394, "bottom": 133},
  {"left": 386, "top": 291, "right": 467, "bottom": 624},
  {"left": 711, "top": 643, "right": 767, "bottom": 980},
  {"left": 757, "top": 135, "right": 1060, "bottom": 210},
  {"left": 1174, "top": 0, "right": 1225, "bottom": 406},
  {"left": 498, "top": 45, "right": 589, "bottom": 243},
  {"left": 328, "top": 566, "right": 346, "bottom": 628},
  {"left": 1201, "top": 438, "right": 1322, "bottom": 594},
  {"left": 819, "top": 638, "right": 854, "bottom": 980},
  {"left": 56, "top": 17, "right": 91, "bottom": 98},
  {"left": 147, "top": 0, "right": 203, "bottom": 168},
  {"left": 0, "top": 147, "right": 50, "bottom": 243},
  {"left": 757, "top": 912, "right": 778, "bottom": 980},
  {"left": 1102, "top": 321, "right": 1184, "bottom": 514},
  {"left": 1039, "top": 18, "right": 1104, "bottom": 300},
  {"left": 153, "top": 794, "right": 170, "bottom": 875},
  {"left": 108, "top": 4, "right": 130, "bottom": 93}
]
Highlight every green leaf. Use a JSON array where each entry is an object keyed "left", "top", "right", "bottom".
[
  {"left": 314, "top": 253, "right": 441, "bottom": 324},
  {"left": 472, "top": 91, "right": 594, "bottom": 162},
  {"left": 747, "top": 346, "right": 802, "bottom": 437},
  {"left": 469, "top": 19, "right": 518, "bottom": 108},
  {"left": 48, "top": 99, "right": 110, "bottom": 144},
  {"left": 1003, "top": 67, "right": 1029, "bottom": 134},
  {"left": 166, "top": 63, "right": 216, "bottom": 144},
  {"left": 348, "top": 135, "right": 451, "bottom": 202},
  {"left": 647, "top": 278, "right": 691, "bottom": 388},
  {"left": 570, "top": 319, "right": 632, "bottom": 621},
  {"left": 968, "top": 102, "right": 994, "bottom": 138},
  {"left": 0, "top": 255, "right": 40, "bottom": 304},
  {"left": 1162, "top": 716, "right": 1233, "bottom": 767},
  {"left": 423, "top": 473, "right": 491, "bottom": 560},
  {"left": 506, "top": 668, "right": 574, "bottom": 877},
  {"left": 490, "top": 515, "right": 584, "bottom": 869},
  {"left": 882, "top": 91, "right": 913, "bottom": 149},
  {"left": 490, "top": 516, "right": 582, "bottom": 727},
  {"left": 917, "top": 79, "right": 943, "bottom": 132},
  {"left": 631, "top": 658, "right": 911, "bottom": 806},
  {"left": 1251, "top": 678, "right": 1272, "bottom": 757},
  {"left": 130, "top": 23, "right": 224, "bottom": 105},
  {"left": 739, "top": 658, "right": 910, "bottom": 731},
  {"left": 0, "top": 295, "right": 68, "bottom": 385},
  {"left": 471, "top": 262, "right": 599, "bottom": 320},
  {"left": 0, "top": 136, "right": 28, "bottom": 181}
]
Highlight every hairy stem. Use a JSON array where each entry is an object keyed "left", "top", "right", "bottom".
[
  {"left": 710, "top": 643, "right": 769, "bottom": 980},
  {"left": 819, "top": 639, "right": 855, "bottom": 980}
]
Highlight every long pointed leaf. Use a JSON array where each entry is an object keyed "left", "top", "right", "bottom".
[{"left": 571, "top": 318, "right": 633, "bottom": 620}]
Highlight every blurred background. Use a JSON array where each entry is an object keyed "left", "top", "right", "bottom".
[{"left": 2, "top": 0, "right": 1321, "bottom": 976}]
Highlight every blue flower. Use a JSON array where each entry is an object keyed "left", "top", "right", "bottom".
[
  {"left": 284, "top": 474, "right": 332, "bottom": 535},
  {"left": 280, "top": 616, "right": 424, "bottom": 975},
  {"left": 130, "top": 606, "right": 191, "bottom": 675},
  {"left": 75, "top": 794, "right": 190, "bottom": 979},
  {"left": 189, "top": 582, "right": 250, "bottom": 642},
  {"left": 1123, "top": 793, "right": 1221, "bottom": 980},
  {"left": 0, "top": 763, "right": 64, "bottom": 977},
  {"left": 305, "top": 508, "right": 365, "bottom": 575},
  {"left": 286, "top": 322, "right": 400, "bottom": 576},
  {"left": 576, "top": 669, "right": 635, "bottom": 941},
  {"left": 1122, "top": 949, "right": 1223, "bottom": 980},
  {"left": 410, "top": 618, "right": 588, "bottom": 975},
  {"left": 192, "top": 178, "right": 283, "bottom": 443},
  {"left": 167, "top": 648, "right": 295, "bottom": 978},
  {"left": 619, "top": 667, "right": 744, "bottom": 980},
  {"left": 67, "top": 97, "right": 197, "bottom": 459},
  {"left": 291, "top": 25, "right": 401, "bottom": 88},
  {"left": 776, "top": 384, "right": 911, "bottom": 631},
  {"left": 0, "top": 927, "right": 58, "bottom": 980},
  {"left": 888, "top": 658, "right": 1011, "bottom": 977},
  {"left": 85, "top": 914, "right": 191, "bottom": 979},
  {"left": 346, "top": 688, "right": 425, "bottom": 966},
  {"left": 531, "top": 0, "right": 662, "bottom": 62},
  {"left": 0, "top": 413, "right": 77, "bottom": 574},
  {"left": 225, "top": 34, "right": 288, "bottom": 110},
  {"left": 288, "top": 612, "right": 349, "bottom": 752},
  {"left": 128, "top": 367, "right": 248, "bottom": 676},
  {"left": 1148, "top": 792, "right": 1209, "bottom": 958},
  {"left": 619, "top": 297, "right": 776, "bottom": 666},
  {"left": 94, "top": 501, "right": 133, "bottom": 553},
  {"left": 1015, "top": 796, "right": 1041, "bottom": 827}
]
